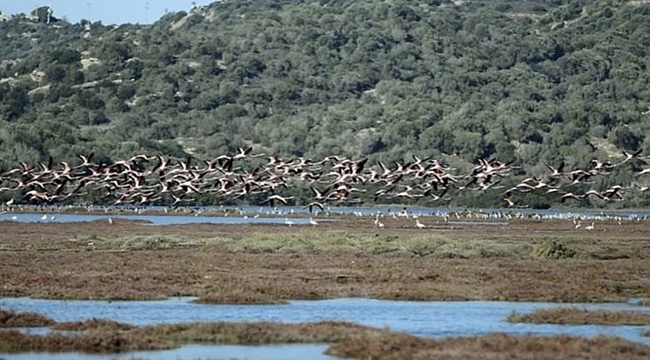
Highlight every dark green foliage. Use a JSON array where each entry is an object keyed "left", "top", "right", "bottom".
[
  {"left": 46, "top": 49, "right": 81, "bottom": 65},
  {"left": 612, "top": 126, "right": 642, "bottom": 151},
  {"left": 1, "top": 1, "right": 650, "bottom": 207}
]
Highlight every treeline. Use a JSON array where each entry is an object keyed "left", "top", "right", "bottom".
[{"left": 0, "top": 0, "right": 649, "bottom": 208}]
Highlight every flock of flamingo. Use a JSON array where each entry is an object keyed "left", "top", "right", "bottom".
[{"left": 0, "top": 148, "right": 649, "bottom": 211}]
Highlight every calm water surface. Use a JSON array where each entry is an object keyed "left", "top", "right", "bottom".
[
  {"left": 3, "top": 204, "right": 650, "bottom": 225},
  {"left": 1, "top": 297, "right": 649, "bottom": 360},
  {"left": 119, "top": 204, "right": 650, "bottom": 218},
  {"left": 0, "top": 213, "right": 331, "bottom": 226},
  {"left": 1, "top": 210, "right": 642, "bottom": 226}
]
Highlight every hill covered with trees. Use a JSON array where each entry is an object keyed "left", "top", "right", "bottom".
[{"left": 1, "top": 0, "right": 650, "bottom": 208}]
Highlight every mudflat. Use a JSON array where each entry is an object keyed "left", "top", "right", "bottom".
[{"left": 1, "top": 215, "right": 649, "bottom": 303}]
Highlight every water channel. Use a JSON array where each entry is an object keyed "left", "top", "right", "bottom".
[{"left": 1, "top": 297, "right": 649, "bottom": 360}]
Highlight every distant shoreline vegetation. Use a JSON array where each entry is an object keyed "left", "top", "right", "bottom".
[{"left": 1, "top": 0, "right": 650, "bottom": 208}]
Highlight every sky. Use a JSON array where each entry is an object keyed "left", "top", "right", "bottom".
[{"left": 0, "top": 0, "right": 210, "bottom": 25}]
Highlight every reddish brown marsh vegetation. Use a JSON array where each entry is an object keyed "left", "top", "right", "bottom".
[
  {"left": 0, "top": 217, "right": 649, "bottom": 303},
  {"left": 325, "top": 332, "right": 650, "bottom": 360},
  {"left": 506, "top": 307, "right": 650, "bottom": 325},
  {"left": 50, "top": 318, "right": 135, "bottom": 331},
  {"left": 0, "top": 320, "right": 382, "bottom": 353},
  {"left": 0, "top": 309, "right": 54, "bottom": 328},
  {"left": 194, "top": 286, "right": 291, "bottom": 305},
  {"left": 2, "top": 312, "right": 649, "bottom": 358}
]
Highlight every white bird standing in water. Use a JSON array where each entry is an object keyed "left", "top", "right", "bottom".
[{"left": 309, "top": 217, "right": 318, "bottom": 226}]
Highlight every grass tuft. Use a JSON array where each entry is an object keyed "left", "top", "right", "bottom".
[
  {"left": 116, "top": 235, "right": 189, "bottom": 250},
  {"left": 531, "top": 239, "right": 582, "bottom": 259},
  {"left": 506, "top": 307, "right": 650, "bottom": 325}
]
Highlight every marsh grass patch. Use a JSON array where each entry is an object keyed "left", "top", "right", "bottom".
[
  {"left": 531, "top": 239, "right": 584, "bottom": 259},
  {"left": 221, "top": 231, "right": 364, "bottom": 254},
  {"left": 0, "top": 309, "right": 55, "bottom": 328},
  {"left": 115, "top": 235, "right": 191, "bottom": 250},
  {"left": 194, "top": 286, "right": 290, "bottom": 305},
  {"left": 51, "top": 318, "right": 135, "bottom": 331},
  {"left": 394, "top": 236, "right": 529, "bottom": 258},
  {"left": 506, "top": 307, "right": 650, "bottom": 325},
  {"left": 325, "top": 332, "right": 650, "bottom": 360},
  {"left": 65, "top": 235, "right": 194, "bottom": 251},
  {"left": 195, "top": 277, "right": 327, "bottom": 304},
  {"left": 215, "top": 231, "right": 528, "bottom": 258},
  {"left": 0, "top": 319, "right": 384, "bottom": 353}
]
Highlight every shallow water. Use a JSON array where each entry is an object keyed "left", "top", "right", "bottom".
[
  {"left": 0, "top": 212, "right": 622, "bottom": 227},
  {"left": 224, "top": 205, "right": 650, "bottom": 218},
  {"left": 6, "top": 204, "right": 650, "bottom": 221},
  {"left": 109, "top": 204, "right": 650, "bottom": 218},
  {"left": 0, "top": 212, "right": 508, "bottom": 226},
  {"left": 0, "top": 213, "right": 329, "bottom": 226},
  {"left": 1, "top": 297, "right": 649, "bottom": 360}
]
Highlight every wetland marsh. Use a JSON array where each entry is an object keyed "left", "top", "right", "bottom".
[
  {"left": 1, "top": 211, "right": 650, "bottom": 359},
  {"left": 1, "top": 213, "right": 649, "bottom": 303}
]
